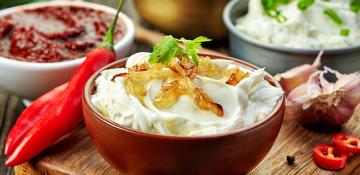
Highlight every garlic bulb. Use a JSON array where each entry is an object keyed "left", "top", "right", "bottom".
[
  {"left": 276, "top": 51, "right": 322, "bottom": 95},
  {"left": 285, "top": 67, "right": 360, "bottom": 126}
]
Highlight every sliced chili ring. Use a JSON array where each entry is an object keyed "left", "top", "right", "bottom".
[
  {"left": 332, "top": 134, "right": 360, "bottom": 153},
  {"left": 313, "top": 144, "right": 348, "bottom": 171}
]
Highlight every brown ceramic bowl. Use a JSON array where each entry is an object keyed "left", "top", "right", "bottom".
[{"left": 82, "top": 53, "right": 285, "bottom": 175}]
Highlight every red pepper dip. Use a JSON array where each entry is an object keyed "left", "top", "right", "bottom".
[{"left": 0, "top": 5, "right": 125, "bottom": 63}]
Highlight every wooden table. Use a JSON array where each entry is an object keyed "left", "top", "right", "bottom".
[{"left": 0, "top": 89, "right": 23, "bottom": 175}]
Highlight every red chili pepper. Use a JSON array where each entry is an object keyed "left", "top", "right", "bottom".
[
  {"left": 4, "top": 83, "right": 67, "bottom": 157},
  {"left": 4, "top": 0, "right": 125, "bottom": 166},
  {"left": 332, "top": 133, "right": 360, "bottom": 153},
  {"left": 313, "top": 144, "right": 348, "bottom": 171}
]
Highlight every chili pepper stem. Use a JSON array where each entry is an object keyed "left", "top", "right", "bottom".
[{"left": 99, "top": 0, "right": 125, "bottom": 50}]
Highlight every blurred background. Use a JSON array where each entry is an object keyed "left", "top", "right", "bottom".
[
  {"left": 1, "top": 0, "right": 358, "bottom": 74},
  {"left": 0, "top": 0, "right": 230, "bottom": 52}
]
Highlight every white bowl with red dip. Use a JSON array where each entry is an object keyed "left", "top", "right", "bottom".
[{"left": 0, "top": 1, "right": 135, "bottom": 99}]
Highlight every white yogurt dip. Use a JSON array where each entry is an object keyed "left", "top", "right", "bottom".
[
  {"left": 91, "top": 52, "right": 283, "bottom": 136},
  {"left": 236, "top": 0, "right": 360, "bottom": 49}
]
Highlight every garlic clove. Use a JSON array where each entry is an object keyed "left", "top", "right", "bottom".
[
  {"left": 285, "top": 64, "right": 360, "bottom": 126},
  {"left": 276, "top": 51, "right": 322, "bottom": 95},
  {"left": 285, "top": 72, "right": 322, "bottom": 124},
  {"left": 342, "top": 76, "right": 360, "bottom": 107}
]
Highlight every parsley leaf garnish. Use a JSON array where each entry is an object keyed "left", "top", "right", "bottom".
[
  {"left": 148, "top": 36, "right": 183, "bottom": 64},
  {"left": 178, "top": 36, "right": 211, "bottom": 65},
  {"left": 148, "top": 36, "right": 211, "bottom": 65}
]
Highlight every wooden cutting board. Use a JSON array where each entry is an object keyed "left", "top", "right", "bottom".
[{"left": 14, "top": 107, "right": 360, "bottom": 175}]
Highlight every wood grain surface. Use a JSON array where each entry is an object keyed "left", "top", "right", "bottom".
[
  {"left": 0, "top": 89, "right": 23, "bottom": 175},
  {"left": 249, "top": 106, "right": 360, "bottom": 175},
  {"left": 8, "top": 98, "right": 360, "bottom": 175}
]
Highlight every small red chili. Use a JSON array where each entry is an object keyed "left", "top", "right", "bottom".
[
  {"left": 332, "top": 133, "right": 360, "bottom": 153},
  {"left": 313, "top": 144, "right": 348, "bottom": 171}
]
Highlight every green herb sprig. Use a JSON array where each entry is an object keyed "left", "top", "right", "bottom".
[
  {"left": 148, "top": 36, "right": 183, "bottom": 64},
  {"left": 148, "top": 36, "right": 211, "bottom": 65},
  {"left": 178, "top": 36, "right": 211, "bottom": 65}
]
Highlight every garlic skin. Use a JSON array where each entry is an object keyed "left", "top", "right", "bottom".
[
  {"left": 286, "top": 67, "right": 360, "bottom": 126},
  {"left": 276, "top": 51, "right": 322, "bottom": 95}
]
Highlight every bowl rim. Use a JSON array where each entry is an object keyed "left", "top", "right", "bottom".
[
  {"left": 223, "top": 0, "right": 360, "bottom": 54},
  {"left": 0, "top": 1, "right": 135, "bottom": 69},
  {"left": 83, "top": 53, "right": 285, "bottom": 140}
]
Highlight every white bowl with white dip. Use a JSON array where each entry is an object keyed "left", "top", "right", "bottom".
[{"left": 223, "top": 0, "right": 360, "bottom": 74}]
